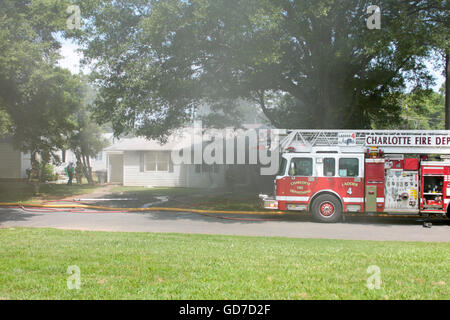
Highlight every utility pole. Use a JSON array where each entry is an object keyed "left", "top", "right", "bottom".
[{"left": 446, "top": 53, "right": 450, "bottom": 130}]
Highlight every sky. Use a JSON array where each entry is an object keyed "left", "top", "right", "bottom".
[
  {"left": 58, "top": 39, "right": 87, "bottom": 75},
  {"left": 58, "top": 39, "right": 446, "bottom": 93}
]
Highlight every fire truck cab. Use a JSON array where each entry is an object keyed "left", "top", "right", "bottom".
[{"left": 260, "top": 130, "right": 450, "bottom": 222}]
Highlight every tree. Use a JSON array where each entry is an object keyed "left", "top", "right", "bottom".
[
  {"left": 67, "top": 80, "right": 109, "bottom": 185},
  {"left": 71, "top": 0, "right": 449, "bottom": 139},
  {"left": 9, "top": 65, "right": 82, "bottom": 192},
  {"left": 401, "top": 1, "right": 449, "bottom": 129},
  {"left": 396, "top": 86, "right": 445, "bottom": 130},
  {"left": 0, "top": 0, "right": 82, "bottom": 192},
  {"left": 446, "top": 53, "right": 450, "bottom": 129},
  {"left": 0, "top": 0, "right": 71, "bottom": 120},
  {"left": 0, "top": 109, "right": 12, "bottom": 136}
]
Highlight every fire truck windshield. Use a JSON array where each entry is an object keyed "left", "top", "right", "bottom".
[{"left": 277, "top": 157, "right": 287, "bottom": 176}]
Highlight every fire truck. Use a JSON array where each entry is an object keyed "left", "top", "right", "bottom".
[{"left": 259, "top": 130, "right": 450, "bottom": 222}]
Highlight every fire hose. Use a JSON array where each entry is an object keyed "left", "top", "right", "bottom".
[
  {"left": 0, "top": 200, "right": 440, "bottom": 221},
  {"left": 0, "top": 200, "right": 286, "bottom": 222}
]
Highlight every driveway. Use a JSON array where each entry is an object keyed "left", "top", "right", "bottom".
[{"left": 1, "top": 208, "right": 449, "bottom": 242}]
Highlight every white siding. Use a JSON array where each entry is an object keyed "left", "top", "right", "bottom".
[
  {"left": 0, "top": 143, "right": 22, "bottom": 179},
  {"left": 123, "top": 151, "right": 186, "bottom": 187},
  {"left": 91, "top": 151, "right": 107, "bottom": 171},
  {"left": 122, "top": 151, "right": 226, "bottom": 188},
  {"left": 55, "top": 149, "right": 100, "bottom": 169},
  {"left": 20, "top": 152, "right": 32, "bottom": 179}
]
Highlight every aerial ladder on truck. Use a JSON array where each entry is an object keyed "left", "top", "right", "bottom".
[{"left": 260, "top": 129, "right": 450, "bottom": 223}]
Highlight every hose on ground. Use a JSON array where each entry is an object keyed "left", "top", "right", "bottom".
[{"left": 0, "top": 201, "right": 285, "bottom": 222}]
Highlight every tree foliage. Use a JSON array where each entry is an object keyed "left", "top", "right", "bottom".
[
  {"left": 71, "top": 0, "right": 449, "bottom": 139},
  {"left": 401, "top": 85, "right": 446, "bottom": 130},
  {"left": 0, "top": 0, "right": 107, "bottom": 190},
  {"left": 67, "top": 79, "right": 109, "bottom": 184},
  {"left": 0, "top": 0, "right": 70, "bottom": 114},
  {"left": 0, "top": 0, "right": 74, "bottom": 147}
]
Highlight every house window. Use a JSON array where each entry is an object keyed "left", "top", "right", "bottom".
[{"left": 146, "top": 152, "right": 170, "bottom": 172}]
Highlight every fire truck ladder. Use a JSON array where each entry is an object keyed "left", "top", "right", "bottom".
[{"left": 279, "top": 129, "right": 450, "bottom": 155}]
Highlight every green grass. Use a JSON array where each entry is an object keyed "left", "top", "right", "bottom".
[
  {"left": 0, "top": 228, "right": 448, "bottom": 300},
  {"left": 111, "top": 186, "right": 202, "bottom": 196},
  {"left": 110, "top": 186, "right": 261, "bottom": 210},
  {"left": 0, "top": 182, "right": 101, "bottom": 203},
  {"left": 178, "top": 193, "right": 261, "bottom": 211}
]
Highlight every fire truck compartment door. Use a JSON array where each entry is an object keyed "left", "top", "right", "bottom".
[
  {"left": 384, "top": 170, "right": 419, "bottom": 210},
  {"left": 365, "top": 185, "right": 377, "bottom": 212}
]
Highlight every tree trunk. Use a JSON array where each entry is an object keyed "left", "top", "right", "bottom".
[
  {"left": 30, "top": 152, "right": 40, "bottom": 195},
  {"left": 85, "top": 154, "right": 94, "bottom": 185},
  {"left": 81, "top": 153, "right": 94, "bottom": 185},
  {"left": 75, "top": 152, "right": 91, "bottom": 185},
  {"left": 445, "top": 53, "right": 450, "bottom": 130}
]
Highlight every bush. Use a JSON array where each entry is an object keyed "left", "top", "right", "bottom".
[{"left": 40, "top": 164, "right": 57, "bottom": 182}]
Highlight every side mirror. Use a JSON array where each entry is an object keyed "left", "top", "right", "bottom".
[{"left": 289, "top": 162, "right": 296, "bottom": 177}]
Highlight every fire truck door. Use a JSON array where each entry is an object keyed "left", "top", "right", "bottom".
[
  {"left": 365, "top": 186, "right": 377, "bottom": 212},
  {"left": 364, "top": 159, "right": 385, "bottom": 212},
  {"left": 384, "top": 159, "right": 419, "bottom": 212}
]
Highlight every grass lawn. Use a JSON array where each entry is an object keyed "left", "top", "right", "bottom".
[
  {"left": 110, "top": 186, "right": 261, "bottom": 210},
  {"left": 0, "top": 228, "right": 448, "bottom": 300},
  {"left": 111, "top": 186, "right": 202, "bottom": 197},
  {"left": 0, "top": 182, "right": 102, "bottom": 204},
  {"left": 176, "top": 192, "right": 262, "bottom": 211}
]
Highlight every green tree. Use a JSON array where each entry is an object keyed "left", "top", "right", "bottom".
[
  {"left": 399, "top": 85, "right": 446, "bottom": 130},
  {"left": 67, "top": 80, "right": 109, "bottom": 185},
  {"left": 0, "top": 0, "right": 80, "bottom": 192},
  {"left": 10, "top": 65, "right": 82, "bottom": 192},
  {"left": 71, "top": 0, "right": 448, "bottom": 139},
  {"left": 0, "top": 0, "right": 70, "bottom": 121}
]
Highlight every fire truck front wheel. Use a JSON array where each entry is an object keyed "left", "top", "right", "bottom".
[{"left": 310, "top": 194, "right": 342, "bottom": 223}]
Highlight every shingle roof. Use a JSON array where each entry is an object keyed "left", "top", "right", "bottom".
[
  {"left": 104, "top": 129, "right": 193, "bottom": 151},
  {"left": 104, "top": 124, "right": 271, "bottom": 152}
]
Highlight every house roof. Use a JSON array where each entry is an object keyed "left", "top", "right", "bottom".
[
  {"left": 104, "top": 124, "right": 272, "bottom": 152},
  {"left": 104, "top": 129, "right": 195, "bottom": 152}
]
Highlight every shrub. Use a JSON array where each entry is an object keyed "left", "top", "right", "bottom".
[{"left": 40, "top": 164, "right": 57, "bottom": 182}]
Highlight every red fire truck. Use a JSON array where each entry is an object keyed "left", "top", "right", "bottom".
[{"left": 259, "top": 130, "right": 450, "bottom": 222}]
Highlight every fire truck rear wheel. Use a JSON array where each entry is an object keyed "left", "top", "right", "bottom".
[{"left": 310, "top": 194, "right": 342, "bottom": 223}]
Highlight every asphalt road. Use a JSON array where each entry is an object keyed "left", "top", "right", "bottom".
[{"left": 1, "top": 207, "right": 449, "bottom": 242}]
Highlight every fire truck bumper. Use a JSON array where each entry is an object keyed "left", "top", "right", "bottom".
[{"left": 259, "top": 194, "right": 279, "bottom": 210}]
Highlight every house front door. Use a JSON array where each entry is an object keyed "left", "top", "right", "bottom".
[{"left": 108, "top": 154, "right": 124, "bottom": 184}]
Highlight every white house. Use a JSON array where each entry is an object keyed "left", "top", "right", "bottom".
[
  {"left": 104, "top": 129, "right": 226, "bottom": 188},
  {"left": 55, "top": 132, "right": 115, "bottom": 173},
  {"left": 1, "top": 125, "right": 272, "bottom": 190},
  {"left": 0, "top": 139, "right": 31, "bottom": 180}
]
